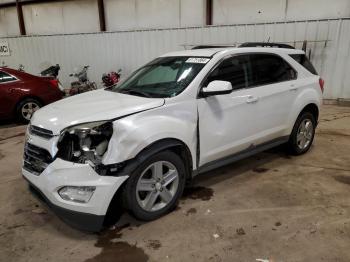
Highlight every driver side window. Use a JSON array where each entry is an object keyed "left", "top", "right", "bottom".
[{"left": 205, "top": 55, "right": 251, "bottom": 90}]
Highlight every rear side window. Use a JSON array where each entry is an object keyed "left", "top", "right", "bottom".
[
  {"left": 205, "top": 55, "right": 251, "bottom": 90},
  {"left": 249, "top": 54, "right": 297, "bottom": 87},
  {"left": 290, "top": 54, "right": 318, "bottom": 75},
  {"left": 0, "top": 71, "right": 16, "bottom": 83}
]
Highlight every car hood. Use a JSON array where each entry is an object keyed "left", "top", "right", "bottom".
[{"left": 31, "top": 89, "right": 165, "bottom": 134}]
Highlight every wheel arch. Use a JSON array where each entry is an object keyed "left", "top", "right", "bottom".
[
  {"left": 102, "top": 138, "right": 193, "bottom": 227},
  {"left": 111, "top": 138, "right": 194, "bottom": 181},
  {"left": 299, "top": 103, "right": 319, "bottom": 122},
  {"left": 14, "top": 95, "right": 45, "bottom": 113}
]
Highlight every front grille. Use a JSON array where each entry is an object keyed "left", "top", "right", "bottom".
[
  {"left": 23, "top": 143, "right": 53, "bottom": 175},
  {"left": 29, "top": 125, "right": 54, "bottom": 139}
]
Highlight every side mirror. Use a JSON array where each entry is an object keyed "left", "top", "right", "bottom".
[{"left": 200, "top": 80, "right": 233, "bottom": 97}]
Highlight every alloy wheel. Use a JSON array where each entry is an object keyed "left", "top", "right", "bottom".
[
  {"left": 296, "top": 119, "right": 314, "bottom": 150},
  {"left": 21, "top": 102, "right": 40, "bottom": 120},
  {"left": 136, "top": 161, "right": 179, "bottom": 212}
]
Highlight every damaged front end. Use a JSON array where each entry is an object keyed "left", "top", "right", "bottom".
[
  {"left": 56, "top": 120, "right": 132, "bottom": 177},
  {"left": 57, "top": 121, "right": 114, "bottom": 169}
]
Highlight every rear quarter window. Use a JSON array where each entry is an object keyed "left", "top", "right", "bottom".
[
  {"left": 0, "top": 71, "right": 17, "bottom": 83},
  {"left": 290, "top": 54, "right": 318, "bottom": 75},
  {"left": 249, "top": 54, "right": 297, "bottom": 87}
]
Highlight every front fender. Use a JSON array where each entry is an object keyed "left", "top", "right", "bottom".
[{"left": 102, "top": 101, "right": 197, "bottom": 168}]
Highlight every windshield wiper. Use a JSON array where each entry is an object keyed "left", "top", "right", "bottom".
[{"left": 119, "top": 88, "right": 152, "bottom": 98}]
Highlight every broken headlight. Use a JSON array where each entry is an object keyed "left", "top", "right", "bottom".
[{"left": 57, "top": 121, "right": 113, "bottom": 166}]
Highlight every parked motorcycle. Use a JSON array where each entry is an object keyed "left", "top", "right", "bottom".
[
  {"left": 40, "top": 64, "right": 64, "bottom": 92},
  {"left": 69, "top": 65, "right": 97, "bottom": 96},
  {"left": 102, "top": 69, "right": 121, "bottom": 88},
  {"left": 40, "top": 64, "right": 60, "bottom": 78},
  {"left": 18, "top": 64, "right": 25, "bottom": 72}
]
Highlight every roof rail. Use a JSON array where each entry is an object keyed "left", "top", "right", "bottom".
[
  {"left": 239, "top": 42, "right": 295, "bottom": 49},
  {"left": 191, "top": 45, "right": 235, "bottom": 49}
]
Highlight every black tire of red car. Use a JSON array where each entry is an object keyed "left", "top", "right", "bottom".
[
  {"left": 122, "top": 150, "right": 186, "bottom": 221},
  {"left": 16, "top": 98, "right": 42, "bottom": 123},
  {"left": 287, "top": 111, "right": 316, "bottom": 155}
]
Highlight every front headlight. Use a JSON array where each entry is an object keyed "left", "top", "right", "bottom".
[{"left": 57, "top": 121, "right": 113, "bottom": 165}]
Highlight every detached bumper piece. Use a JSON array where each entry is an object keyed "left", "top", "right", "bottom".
[{"left": 26, "top": 179, "right": 105, "bottom": 232}]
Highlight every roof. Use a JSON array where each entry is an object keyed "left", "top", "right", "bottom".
[{"left": 161, "top": 47, "right": 304, "bottom": 58}]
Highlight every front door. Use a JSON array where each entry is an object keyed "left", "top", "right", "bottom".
[{"left": 198, "top": 55, "right": 260, "bottom": 167}]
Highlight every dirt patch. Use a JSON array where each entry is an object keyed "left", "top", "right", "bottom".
[
  {"left": 334, "top": 175, "right": 350, "bottom": 185},
  {"left": 0, "top": 132, "right": 25, "bottom": 142},
  {"left": 275, "top": 222, "right": 282, "bottom": 227},
  {"left": 13, "top": 209, "right": 24, "bottom": 215},
  {"left": 146, "top": 240, "right": 161, "bottom": 250},
  {"left": 7, "top": 224, "right": 26, "bottom": 230},
  {"left": 85, "top": 224, "right": 148, "bottom": 262},
  {"left": 185, "top": 208, "right": 197, "bottom": 216},
  {"left": 0, "top": 151, "right": 4, "bottom": 160},
  {"left": 252, "top": 167, "right": 269, "bottom": 173},
  {"left": 182, "top": 186, "right": 214, "bottom": 201},
  {"left": 236, "top": 228, "right": 246, "bottom": 236}
]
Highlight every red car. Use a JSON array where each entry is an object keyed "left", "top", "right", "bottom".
[{"left": 0, "top": 67, "right": 63, "bottom": 123}]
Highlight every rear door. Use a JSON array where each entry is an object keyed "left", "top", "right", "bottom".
[{"left": 246, "top": 53, "right": 298, "bottom": 144}]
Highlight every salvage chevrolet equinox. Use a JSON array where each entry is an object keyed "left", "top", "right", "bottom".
[{"left": 23, "top": 43, "right": 323, "bottom": 231}]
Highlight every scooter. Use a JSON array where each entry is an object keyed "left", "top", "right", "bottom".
[
  {"left": 102, "top": 69, "right": 121, "bottom": 88},
  {"left": 69, "top": 65, "right": 97, "bottom": 96}
]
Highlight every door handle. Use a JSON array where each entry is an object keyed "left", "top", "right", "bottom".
[{"left": 246, "top": 95, "right": 259, "bottom": 104}]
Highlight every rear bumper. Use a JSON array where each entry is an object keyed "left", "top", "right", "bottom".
[{"left": 26, "top": 178, "right": 104, "bottom": 232}]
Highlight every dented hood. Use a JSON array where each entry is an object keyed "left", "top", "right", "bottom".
[{"left": 31, "top": 89, "right": 165, "bottom": 134}]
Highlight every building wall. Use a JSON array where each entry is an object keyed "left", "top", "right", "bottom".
[
  {"left": 1, "top": 19, "right": 350, "bottom": 99},
  {"left": 1, "top": 0, "right": 349, "bottom": 37},
  {"left": 213, "top": 0, "right": 350, "bottom": 24},
  {"left": 0, "top": 6, "right": 19, "bottom": 36},
  {"left": 22, "top": 0, "right": 100, "bottom": 35},
  {"left": 104, "top": 0, "right": 205, "bottom": 31}
]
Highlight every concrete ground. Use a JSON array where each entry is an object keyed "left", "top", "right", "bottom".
[{"left": 0, "top": 105, "right": 349, "bottom": 262}]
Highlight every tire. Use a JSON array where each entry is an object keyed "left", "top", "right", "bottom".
[
  {"left": 16, "top": 98, "right": 42, "bottom": 123},
  {"left": 122, "top": 150, "right": 186, "bottom": 221},
  {"left": 287, "top": 111, "right": 316, "bottom": 155}
]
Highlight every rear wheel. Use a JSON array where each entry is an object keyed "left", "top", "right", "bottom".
[
  {"left": 122, "top": 151, "right": 186, "bottom": 221},
  {"left": 287, "top": 112, "right": 316, "bottom": 155},
  {"left": 16, "top": 98, "right": 41, "bottom": 123}
]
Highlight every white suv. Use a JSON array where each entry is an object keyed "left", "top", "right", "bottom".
[{"left": 23, "top": 43, "right": 323, "bottom": 231}]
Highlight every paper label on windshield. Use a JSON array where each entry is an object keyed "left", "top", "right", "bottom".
[{"left": 186, "top": 57, "right": 210, "bottom": 64}]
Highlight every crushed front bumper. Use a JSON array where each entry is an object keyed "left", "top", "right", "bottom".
[{"left": 22, "top": 158, "right": 128, "bottom": 232}]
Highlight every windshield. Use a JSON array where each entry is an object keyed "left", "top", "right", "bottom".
[{"left": 109, "top": 56, "right": 210, "bottom": 98}]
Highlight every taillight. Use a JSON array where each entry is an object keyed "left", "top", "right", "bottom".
[
  {"left": 319, "top": 78, "right": 324, "bottom": 93},
  {"left": 49, "top": 79, "right": 59, "bottom": 89}
]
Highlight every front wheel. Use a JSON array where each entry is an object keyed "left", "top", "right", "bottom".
[
  {"left": 122, "top": 151, "right": 186, "bottom": 221},
  {"left": 287, "top": 112, "right": 316, "bottom": 155}
]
